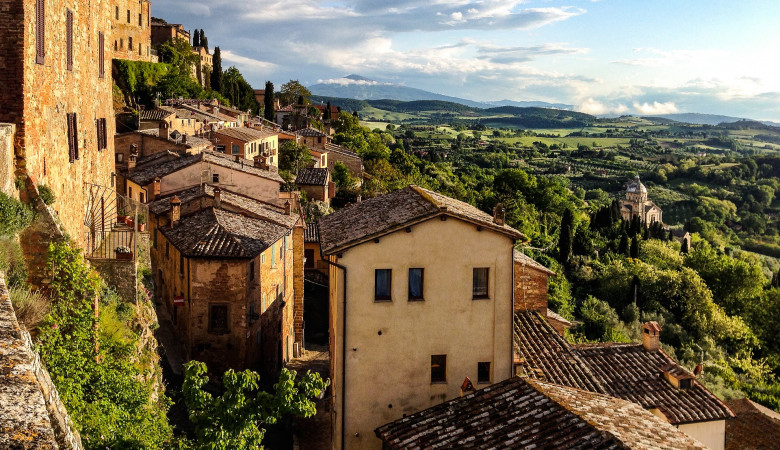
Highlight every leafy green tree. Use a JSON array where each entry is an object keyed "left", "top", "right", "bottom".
[
  {"left": 279, "top": 141, "right": 313, "bottom": 173},
  {"left": 558, "top": 208, "right": 574, "bottom": 263},
  {"left": 263, "top": 81, "right": 275, "bottom": 121},
  {"left": 182, "top": 361, "right": 328, "bottom": 450},
  {"left": 324, "top": 101, "right": 332, "bottom": 121},
  {"left": 211, "top": 47, "right": 223, "bottom": 93},
  {"left": 192, "top": 29, "right": 200, "bottom": 47},
  {"left": 577, "top": 296, "right": 629, "bottom": 342},
  {"left": 618, "top": 231, "right": 629, "bottom": 256},
  {"left": 278, "top": 80, "right": 311, "bottom": 106},
  {"left": 332, "top": 161, "right": 358, "bottom": 190},
  {"left": 157, "top": 37, "right": 200, "bottom": 74},
  {"left": 221, "top": 67, "right": 260, "bottom": 114}
]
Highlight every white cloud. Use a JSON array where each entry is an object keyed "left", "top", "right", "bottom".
[
  {"left": 632, "top": 101, "right": 678, "bottom": 115},
  {"left": 316, "top": 77, "right": 393, "bottom": 86},
  {"left": 576, "top": 98, "right": 628, "bottom": 115},
  {"left": 220, "top": 50, "right": 276, "bottom": 71}
]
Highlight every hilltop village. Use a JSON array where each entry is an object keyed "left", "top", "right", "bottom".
[{"left": 2, "top": 2, "right": 780, "bottom": 450}]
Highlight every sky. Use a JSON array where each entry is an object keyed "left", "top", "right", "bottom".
[{"left": 153, "top": 0, "right": 780, "bottom": 120}]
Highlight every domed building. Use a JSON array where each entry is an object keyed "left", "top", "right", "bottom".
[{"left": 619, "top": 175, "right": 662, "bottom": 224}]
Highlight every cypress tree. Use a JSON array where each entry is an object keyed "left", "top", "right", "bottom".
[
  {"left": 668, "top": 229, "right": 674, "bottom": 241},
  {"left": 193, "top": 29, "right": 200, "bottom": 47},
  {"left": 681, "top": 237, "right": 689, "bottom": 254},
  {"left": 772, "top": 269, "right": 780, "bottom": 288},
  {"left": 200, "top": 30, "right": 207, "bottom": 52},
  {"left": 618, "top": 232, "right": 629, "bottom": 256},
  {"left": 264, "top": 81, "right": 275, "bottom": 122},
  {"left": 559, "top": 208, "right": 574, "bottom": 263},
  {"left": 211, "top": 47, "right": 223, "bottom": 93},
  {"left": 325, "top": 101, "right": 332, "bottom": 121},
  {"left": 610, "top": 200, "right": 621, "bottom": 223},
  {"left": 630, "top": 237, "right": 639, "bottom": 258},
  {"left": 642, "top": 224, "right": 649, "bottom": 240}
]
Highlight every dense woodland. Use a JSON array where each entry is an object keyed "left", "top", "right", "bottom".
[{"left": 306, "top": 99, "right": 780, "bottom": 412}]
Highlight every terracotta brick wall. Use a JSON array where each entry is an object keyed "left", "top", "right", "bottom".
[
  {"left": 293, "top": 223, "right": 305, "bottom": 348},
  {"left": 513, "top": 262, "right": 549, "bottom": 314}
]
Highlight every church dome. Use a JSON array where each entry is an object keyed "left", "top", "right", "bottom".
[{"left": 626, "top": 175, "right": 647, "bottom": 194}]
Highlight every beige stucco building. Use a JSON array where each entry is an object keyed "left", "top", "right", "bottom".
[
  {"left": 620, "top": 175, "right": 662, "bottom": 224},
  {"left": 318, "top": 186, "right": 523, "bottom": 450}
]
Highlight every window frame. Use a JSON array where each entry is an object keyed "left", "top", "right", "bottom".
[
  {"left": 35, "top": 0, "right": 45, "bottom": 65},
  {"left": 212, "top": 173, "right": 220, "bottom": 183},
  {"left": 66, "top": 9, "right": 73, "bottom": 71},
  {"left": 408, "top": 268, "right": 424, "bottom": 301},
  {"left": 472, "top": 267, "right": 490, "bottom": 299},
  {"left": 478, "top": 362, "right": 491, "bottom": 384},
  {"left": 374, "top": 269, "right": 392, "bottom": 302},
  {"left": 66, "top": 113, "right": 78, "bottom": 162},
  {"left": 98, "top": 31, "right": 105, "bottom": 78},
  {"left": 208, "top": 304, "right": 230, "bottom": 334},
  {"left": 431, "top": 355, "right": 447, "bottom": 384}
]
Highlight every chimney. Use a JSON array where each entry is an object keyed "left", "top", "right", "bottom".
[
  {"left": 128, "top": 153, "right": 137, "bottom": 170},
  {"left": 182, "top": 133, "right": 187, "bottom": 144},
  {"left": 284, "top": 200, "right": 291, "bottom": 215},
  {"left": 170, "top": 195, "right": 181, "bottom": 228},
  {"left": 459, "top": 377, "right": 475, "bottom": 397},
  {"left": 213, "top": 187, "right": 221, "bottom": 209},
  {"left": 493, "top": 203, "right": 506, "bottom": 225},
  {"left": 642, "top": 321, "right": 661, "bottom": 351},
  {"left": 152, "top": 177, "right": 161, "bottom": 200},
  {"left": 159, "top": 121, "right": 169, "bottom": 140}
]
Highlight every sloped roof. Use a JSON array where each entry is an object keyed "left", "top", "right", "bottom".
[
  {"left": 513, "top": 311, "right": 603, "bottom": 392},
  {"left": 160, "top": 208, "right": 290, "bottom": 258},
  {"left": 324, "top": 142, "right": 360, "bottom": 159},
  {"left": 318, "top": 185, "right": 523, "bottom": 255},
  {"left": 148, "top": 185, "right": 292, "bottom": 227},
  {"left": 514, "top": 249, "right": 555, "bottom": 275},
  {"left": 375, "top": 377, "right": 707, "bottom": 450},
  {"left": 296, "top": 167, "right": 329, "bottom": 186},
  {"left": 140, "top": 107, "right": 175, "bottom": 121},
  {"left": 296, "top": 127, "right": 328, "bottom": 138},
  {"left": 138, "top": 128, "right": 212, "bottom": 149},
  {"left": 304, "top": 222, "right": 319, "bottom": 243},
  {"left": 725, "top": 398, "right": 780, "bottom": 450},
  {"left": 576, "top": 344, "right": 735, "bottom": 424},
  {"left": 125, "top": 150, "right": 284, "bottom": 186},
  {"left": 213, "top": 127, "right": 277, "bottom": 142},
  {"left": 547, "top": 308, "right": 573, "bottom": 327}
]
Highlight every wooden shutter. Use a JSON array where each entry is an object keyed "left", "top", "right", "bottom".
[
  {"left": 96, "top": 118, "right": 106, "bottom": 151},
  {"left": 98, "top": 32, "right": 104, "bottom": 78},
  {"left": 35, "top": 0, "right": 45, "bottom": 65},
  {"left": 66, "top": 9, "right": 73, "bottom": 71},
  {"left": 67, "top": 113, "right": 76, "bottom": 163}
]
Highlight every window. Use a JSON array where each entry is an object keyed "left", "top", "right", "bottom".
[
  {"left": 478, "top": 362, "right": 491, "bottom": 383},
  {"left": 208, "top": 304, "right": 229, "bottom": 333},
  {"left": 304, "top": 249, "right": 314, "bottom": 268},
  {"left": 217, "top": 145, "right": 225, "bottom": 153},
  {"left": 126, "top": 9, "right": 130, "bottom": 23},
  {"left": 179, "top": 254, "right": 184, "bottom": 276},
  {"left": 128, "top": 36, "right": 133, "bottom": 51},
  {"left": 271, "top": 246, "right": 276, "bottom": 267},
  {"left": 116, "top": 153, "right": 124, "bottom": 163},
  {"left": 35, "top": 0, "right": 45, "bottom": 65},
  {"left": 212, "top": 173, "right": 219, "bottom": 183},
  {"left": 66, "top": 113, "right": 78, "bottom": 162},
  {"left": 473, "top": 268, "right": 489, "bottom": 299},
  {"left": 249, "top": 261, "right": 255, "bottom": 281},
  {"left": 375, "top": 269, "right": 392, "bottom": 301},
  {"left": 408, "top": 268, "right": 424, "bottom": 301},
  {"left": 66, "top": 10, "right": 73, "bottom": 71},
  {"left": 115, "top": 6, "right": 119, "bottom": 20},
  {"left": 138, "top": 13, "right": 142, "bottom": 26},
  {"left": 261, "top": 254, "right": 266, "bottom": 264},
  {"left": 431, "top": 355, "right": 446, "bottom": 383},
  {"left": 231, "top": 144, "right": 240, "bottom": 155},
  {"left": 98, "top": 31, "right": 105, "bottom": 78},
  {"left": 128, "top": 186, "right": 133, "bottom": 198},
  {"left": 139, "top": 192, "right": 145, "bottom": 203},
  {"left": 96, "top": 118, "right": 107, "bottom": 151}
]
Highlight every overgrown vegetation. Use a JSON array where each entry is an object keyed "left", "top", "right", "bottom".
[{"left": 0, "top": 191, "right": 34, "bottom": 236}]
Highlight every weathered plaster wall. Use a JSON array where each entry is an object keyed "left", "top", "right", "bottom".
[
  {"left": 329, "top": 217, "right": 516, "bottom": 450},
  {"left": 158, "top": 162, "right": 282, "bottom": 205},
  {"left": 0, "top": 124, "right": 17, "bottom": 197},
  {"left": 678, "top": 420, "right": 725, "bottom": 450}
]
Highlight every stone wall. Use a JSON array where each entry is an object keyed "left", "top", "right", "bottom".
[
  {"left": 0, "top": 123, "right": 17, "bottom": 197},
  {"left": 0, "top": 271, "right": 83, "bottom": 449},
  {"left": 90, "top": 259, "right": 137, "bottom": 303},
  {"left": 293, "top": 223, "right": 305, "bottom": 350},
  {"left": 513, "top": 261, "right": 550, "bottom": 314},
  {"left": 110, "top": 0, "right": 154, "bottom": 62},
  {"left": 18, "top": 177, "right": 66, "bottom": 293}
]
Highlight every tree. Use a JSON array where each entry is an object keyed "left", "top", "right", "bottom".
[
  {"left": 558, "top": 208, "right": 574, "bottom": 263},
  {"left": 630, "top": 237, "right": 639, "bottom": 259},
  {"left": 279, "top": 141, "right": 313, "bottom": 173},
  {"left": 182, "top": 361, "right": 327, "bottom": 449},
  {"left": 157, "top": 37, "right": 200, "bottom": 73},
  {"left": 199, "top": 29, "right": 208, "bottom": 53},
  {"left": 278, "top": 80, "right": 311, "bottom": 106},
  {"left": 211, "top": 47, "right": 223, "bottom": 93},
  {"left": 681, "top": 237, "right": 689, "bottom": 254},
  {"left": 332, "top": 161, "right": 357, "bottom": 190},
  {"left": 618, "top": 231, "right": 629, "bottom": 256},
  {"left": 263, "top": 81, "right": 275, "bottom": 121},
  {"left": 192, "top": 29, "right": 200, "bottom": 47},
  {"left": 324, "top": 101, "right": 332, "bottom": 121}
]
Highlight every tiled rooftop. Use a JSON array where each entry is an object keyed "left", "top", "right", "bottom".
[
  {"left": 296, "top": 127, "right": 328, "bottom": 137},
  {"left": 375, "top": 377, "right": 707, "bottom": 449},
  {"left": 161, "top": 208, "right": 291, "bottom": 258},
  {"left": 213, "top": 127, "right": 277, "bottom": 142},
  {"left": 139, "top": 107, "right": 175, "bottom": 121},
  {"left": 296, "top": 167, "right": 329, "bottom": 186},
  {"left": 138, "top": 128, "right": 212, "bottom": 149},
  {"left": 323, "top": 142, "right": 360, "bottom": 158},
  {"left": 304, "top": 222, "right": 319, "bottom": 243},
  {"left": 725, "top": 398, "right": 780, "bottom": 450},
  {"left": 318, "top": 185, "right": 523, "bottom": 254},
  {"left": 124, "top": 150, "right": 284, "bottom": 186},
  {"left": 514, "top": 249, "right": 555, "bottom": 275}
]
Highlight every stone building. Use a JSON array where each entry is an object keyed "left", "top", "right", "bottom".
[
  {"left": 0, "top": 0, "right": 116, "bottom": 249},
  {"left": 211, "top": 127, "right": 279, "bottom": 165},
  {"left": 139, "top": 107, "right": 206, "bottom": 137},
  {"left": 325, "top": 142, "right": 364, "bottom": 180},
  {"left": 148, "top": 188, "right": 300, "bottom": 375},
  {"left": 111, "top": 0, "right": 155, "bottom": 62},
  {"left": 192, "top": 46, "right": 212, "bottom": 88},
  {"left": 513, "top": 250, "right": 571, "bottom": 335},
  {"left": 295, "top": 167, "right": 332, "bottom": 205},
  {"left": 620, "top": 175, "right": 662, "bottom": 224},
  {"left": 150, "top": 20, "right": 189, "bottom": 47},
  {"left": 318, "top": 185, "right": 524, "bottom": 450}
]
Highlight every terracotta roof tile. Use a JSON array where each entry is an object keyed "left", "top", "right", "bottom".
[
  {"left": 139, "top": 107, "right": 175, "bottom": 121},
  {"left": 213, "top": 127, "right": 277, "bottom": 142},
  {"left": 725, "top": 398, "right": 780, "bottom": 450},
  {"left": 323, "top": 142, "right": 360, "bottom": 158},
  {"left": 318, "top": 185, "right": 524, "bottom": 254},
  {"left": 514, "top": 249, "right": 555, "bottom": 275},
  {"left": 304, "top": 222, "right": 319, "bottom": 243},
  {"left": 296, "top": 167, "right": 329, "bottom": 186},
  {"left": 296, "top": 127, "right": 328, "bottom": 137},
  {"left": 375, "top": 377, "right": 707, "bottom": 449}
]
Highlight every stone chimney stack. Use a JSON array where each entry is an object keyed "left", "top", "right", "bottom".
[
  {"left": 128, "top": 153, "right": 137, "bottom": 170},
  {"left": 642, "top": 321, "right": 662, "bottom": 351},
  {"left": 159, "top": 121, "right": 169, "bottom": 140},
  {"left": 284, "top": 200, "right": 291, "bottom": 216},
  {"left": 170, "top": 195, "right": 181, "bottom": 229},
  {"left": 152, "top": 177, "right": 161, "bottom": 200},
  {"left": 213, "top": 187, "right": 222, "bottom": 209},
  {"left": 493, "top": 203, "right": 506, "bottom": 226}
]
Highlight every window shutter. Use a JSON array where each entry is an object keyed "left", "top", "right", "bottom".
[
  {"left": 66, "top": 9, "right": 73, "bottom": 71},
  {"left": 35, "top": 0, "right": 45, "bottom": 65},
  {"left": 98, "top": 32, "right": 104, "bottom": 78},
  {"left": 67, "top": 113, "right": 75, "bottom": 163}
]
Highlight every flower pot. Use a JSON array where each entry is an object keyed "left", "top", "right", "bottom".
[{"left": 137, "top": 223, "right": 146, "bottom": 232}]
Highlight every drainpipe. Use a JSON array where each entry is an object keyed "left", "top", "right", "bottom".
[
  {"left": 322, "top": 256, "right": 347, "bottom": 450},
  {"left": 510, "top": 244, "right": 515, "bottom": 379}
]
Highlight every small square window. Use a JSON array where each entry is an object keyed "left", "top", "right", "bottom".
[
  {"left": 473, "top": 268, "right": 489, "bottom": 299},
  {"left": 408, "top": 268, "right": 424, "bottom": 301},
  {"left": 375, "top": 269, "right": 392, "bottom": 301},
  {"left": 208, "top": 304, "right": 229, "bottom": 333},
  {"left": 478, "top": 362, "right": 491, "bottom": 384},
  {"left": 431, "top": 355, "right": 446, "bottom": 383},
  {"left": 212, "top": 173, "right": 220, "bottom": 183},
  {"left": 232, "top": 144, "right": 240, "bottom": 155}
]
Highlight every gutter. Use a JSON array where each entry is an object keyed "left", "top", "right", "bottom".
[{"left": 322, "top": 256, "right": 347, "bottom": 450}]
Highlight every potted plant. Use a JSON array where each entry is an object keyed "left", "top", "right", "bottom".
[
  {"left": 115, "top": 246, "right": 133, "bottom": 260},
  {"left": 117, "top": 207, "right": 130, "bottom": 225},
  {"left": 136, "top": 212, "right": 147, "bottom": 232}
]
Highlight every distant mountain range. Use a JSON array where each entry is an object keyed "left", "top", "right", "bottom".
[
  {"left": 641, "top": 113, "right": 779, "bottom": 127},
  {"left": 308, "top": 75, "right": 573, "bottom": 110}
]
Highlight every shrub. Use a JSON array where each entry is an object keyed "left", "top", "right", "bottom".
[
  {"left": 37, "top": 184, "right": 56, "bottom": 205},
  {"left": 9, "top": 287, "right": 49, "bottom": 332},
  {"left": 0, "top": 237, "right": 27, "bottom": 287},
  {"left": 0, "top": 192, "right": 34, "bottom": 236}
]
